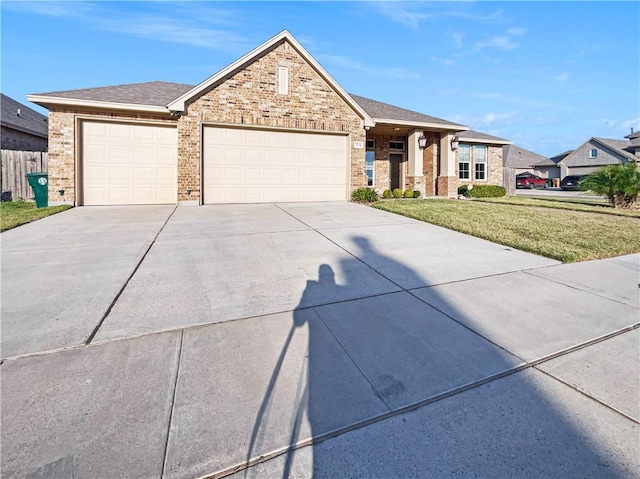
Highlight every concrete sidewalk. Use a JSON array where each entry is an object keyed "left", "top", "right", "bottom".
[{"left": 1, "top": 203, "right": 638, "bottom": 478}]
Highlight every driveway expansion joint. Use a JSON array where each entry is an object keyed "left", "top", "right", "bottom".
[
  {"left": 85, "top": 206, "right": 178, "bottom": 345},
  {"left": 162, "top": 330, "right": 185, "bottom": 479}
]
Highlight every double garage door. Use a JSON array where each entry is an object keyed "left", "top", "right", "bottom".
[
  {"left": 81, "top": 121, "right": 348, "bottom": 205},
  {"left": 203, "top": 127, "right": 348, "bottom": 204}
]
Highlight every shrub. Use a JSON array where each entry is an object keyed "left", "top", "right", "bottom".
[
  {"left": 468, "top": 185, "right": 506, "bottom": 198},
  {"left": 392, "top": 188, "right": 403, "bottom": 198},
  {"left": 382, "top": 189, "right": 392, "bottom": 199},
  {"left": 458, "top": 185, "right": 470, "bottom": 197},
  {"left": 580, "top": 163, "right": 640, "bottom": 208},
  {"left": 412, "top": 190, "right": 421, "bottom": 198},
  {"left": 351, "top": 187, "right": 379, "bottom": 203},
  {"left": 403, "top": 189, "right": 414, "bottom": 198}
]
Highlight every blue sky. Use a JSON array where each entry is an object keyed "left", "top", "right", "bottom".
[{"left": 2, "top": 1, "right": 638, "bottom": 157}]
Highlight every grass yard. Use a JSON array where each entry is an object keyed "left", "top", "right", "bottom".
[
  {"left": 1, "top": 201, "right": 72, "bottom": 232},
  {"left": 375, "top": 199, "right": 640, "bottom": 263},
  {"left": 476, "top": 196, "right": 640, "bottom": 218}
]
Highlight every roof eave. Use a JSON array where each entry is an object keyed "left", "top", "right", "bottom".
[
  {"left": 0, "top": 121, "right": 48, "bottom": 138},
  {"left": 457, "top": 136, "right": 512, "bottom": 145},
  {"left": 167, "top": 30, "right": 375, "bottom": 127},
  {"left": 373, "top": 118, "right": 468, "bottom": 132},
  {"left": 26, "top": 95, "right": 170, "bottom": 114}
]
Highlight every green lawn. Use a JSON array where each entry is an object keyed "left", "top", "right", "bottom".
[
  {"left": 475, "top": 196, "right": 640, "bottom": 218},
  {"left": 1, "top": 201, "right": 72, "bottom": 232},
  {"left": 374, "top": 199, "right": 640, "bottom": 263}
]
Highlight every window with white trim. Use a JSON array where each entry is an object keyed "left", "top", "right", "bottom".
[
  {"left": 458, "top": 144, "right": 471, "bottom": 180},
  {"left": 277, "top": 66, "right": 289, "bottom": 95},
  {"left": 589, "top": 148, "right": 598, "bottom": 158},
  {"left": 474, "top": 145, "right": 487, "bottom": 180},
  {"left": 389, "top": 141, "right": 405, "bottom": 150},
  {"left": 365, "top": 151, "right": 375, "bottom": 187}
]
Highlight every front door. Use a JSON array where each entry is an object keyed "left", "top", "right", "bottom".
[{"left": 390, "top": 153, "right": 403, "bottom": 190}]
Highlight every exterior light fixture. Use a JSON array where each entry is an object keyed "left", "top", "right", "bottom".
[
  {"left": 450, "top": 135, "right": 459, "bottom": 151},
  {"left": 417, "top": 134, "right": 428, "bottom": 149}
]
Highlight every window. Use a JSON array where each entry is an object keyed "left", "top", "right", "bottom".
[
  {"left": 277, "top": 66, "right": 289, "bottom": 95},
  {"left": 365, "top": 151, "right": 375, "bottom": 186},
  {"left": 366, "top": 139, "right": 375, "bottom": 149},
  {"left": 590, "top": 148, "right": 598, "bottom": 158},
  {"left": 389, "top": 141, "right": 405, "bottom": 150},
  {"left": 458, "top": 144, "right": 470, "bottom": 180},
  {"left": 474, "top": 145, "right": 487, "bottom": 180}
]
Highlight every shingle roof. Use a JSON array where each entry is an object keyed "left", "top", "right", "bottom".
[
  {"left": 594, "top": 137, "right": 638, "bottom": 161},
  {"left": 503, "top": 144, "right": 548, "bottom": 168},
  {"left": 32, "top": 81, "right": 194, "bottom": 107},
  {"left": 1, "top": 93, "right": 48, "bottom": 138},
  {"left": 457, "top": 129, "right": 510, "bottom": 144},
  {"left": 349, "top": 94, "right": 465, "bottom": 128}
]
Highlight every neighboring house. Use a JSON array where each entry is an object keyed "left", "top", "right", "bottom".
[
  {"left": 533, "top": 150, "right": 571, "bottom": 180},
  {"left": 552, "top": 136, "right": 640, "bottom": 179},
  {"left": 503, "top": 144, "right": 549, "bottom": 177},
  {"left": 28, "top": 30, "right": 505, "bottom": 206},
  {"left": 1, "top": 93, "right": 48, "bottom": 151}
]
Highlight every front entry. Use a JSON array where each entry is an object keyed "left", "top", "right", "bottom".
[{"left": 390, "top": 153, "right": 403, "bottom": 190}]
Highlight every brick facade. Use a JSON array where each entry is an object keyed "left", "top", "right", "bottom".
[
  {"left": 367, "top": 133, "right": 407, "bottom": 192},
  {"left": 177, "top": 40, "right": 365, "bottom": 202}
]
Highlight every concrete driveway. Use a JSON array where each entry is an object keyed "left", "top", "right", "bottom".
[{"left": 1, "top": 202, "right": 638, "bottom": 478}]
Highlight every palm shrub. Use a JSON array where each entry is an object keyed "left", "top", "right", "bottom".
[{"left": 580, "top": 163, "right": 640, "bottom": 208}]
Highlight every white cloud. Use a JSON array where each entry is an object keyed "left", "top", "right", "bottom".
[
  {"left": 557, "top": 72, "right": 570, "bottom": 82},
  {"left": 373, "top": 2, "right": 433, "bottom": 29},
  {"left": 452, "top": 32, "right": 465, "bottom": 48},
  {"left": 507, "top": 27, "right": 526, "bottom": 36},
  {"left": 318, "top": 54, "right": 420, "bottom": 80},
  {"left": 474, "top": 35, "right": 519, "bottom": 51},
  {"left": 431, "top": 56, "right": 454, "bottom": 67},
  {"left": 619, "top": 117, "right": 640, "bottom": 131},
  {"left": 481, "top": 112, "right": 517, "bottom": 125},
  {"left": 4, "top": 1, "right": 250, "bottom": 51}
]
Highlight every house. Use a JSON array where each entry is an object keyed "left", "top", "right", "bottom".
[
  {"left": 1, "top": 93, "right": 48, "bottom": 151},
  {"left": 549, "top": 135, "right": 640, "bottom": 179},
  {"left": 27, "top": 30, "right": 506, "bottom": 206},
  {"left": 503, "top": 144, "right": 549, "bottom": 177}
]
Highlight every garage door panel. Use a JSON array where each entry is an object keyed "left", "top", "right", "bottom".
[{"left": 82, "top": 121, "right": 177, "bottom": 205}]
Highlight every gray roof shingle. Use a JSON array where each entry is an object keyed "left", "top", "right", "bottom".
[
  {"left": 503, "top": 144, "right": 549, "bottom": 168},
  {"left": 33, "top": 81, "right": 194, "bottom": 107},
  {"left": 349, "top": 94, "right": 464, "bottom": 127},
  {"left": 1, "top": 93, "right": 48, "bottom": 138},
  {"left": 457, "top": 129, "right": 510, "bottom": 143}
]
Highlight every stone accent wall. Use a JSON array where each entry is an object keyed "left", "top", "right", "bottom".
[
  {"left": 178, "top": 39, "right": 365, "bottom": 202},
  {"left": 367, "top": 133, "right": 407, "bottom": 193},
  {"left": 47, "top": 109, "right": 176, "bottom": 204},
  {"left": 1, "top": 127, "right": 47, "bottom": 152}
]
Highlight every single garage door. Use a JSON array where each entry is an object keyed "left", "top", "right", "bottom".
[
  {"left": 203, "top": 126, "right": 348, "bottom": 203},
  {"left": 82, "top": 121, "right": 177, "bottom": 205}
]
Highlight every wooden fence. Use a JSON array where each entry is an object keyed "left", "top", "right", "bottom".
[
  {"left": 503, "top": 167, "right": 516, "bottom": 196},
  {"left": 1, "top": 150, "right": 48, "bottom": 201}
]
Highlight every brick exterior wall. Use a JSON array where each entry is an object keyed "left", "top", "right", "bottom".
[
  {"left": 1, "top": 127, "right": 48, "bottom": 152},
  {"left": 177, "top": 39, "right": 365, "bottom": 202},
  {"left": 47, "top": 109, "right": 176, "bottom": 204},
  {"left": 422, "top": 133, "right": 439, "bottom": 196}
]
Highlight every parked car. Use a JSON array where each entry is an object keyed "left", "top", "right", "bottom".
[
  {"left": 516, "top": 172, "right": 548, "bottom": 189},
  {"left": 560, "top": 174, "right": 587, "bottom": 191}
]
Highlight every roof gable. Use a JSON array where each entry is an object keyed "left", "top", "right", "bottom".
[
  {"left": 168, "top": 30, "right": 374, "bottom": 127},
  {"left": 559, "top": 137, "right": 635, "bottom": 166},
  {"left": 1, "top": 93, "right": 48, "bottom": 138}
]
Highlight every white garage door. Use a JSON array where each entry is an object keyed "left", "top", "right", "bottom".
[
  {"left": 82, "top": 121, "right": 177, "bottom": 205},
  {"left": 203, "top": 127, "right": 348, "bottom": 203}
]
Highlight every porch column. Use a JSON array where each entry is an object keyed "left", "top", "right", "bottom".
[
  {"left": 407, "top": 130, "right": 425, "bottom": 194},
  {"left": 438, "top": 133, "right": 458, "bottom": 197}
]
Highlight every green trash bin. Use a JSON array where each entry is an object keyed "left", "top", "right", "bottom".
[{"left": 26, "top": 172, "right": 49, "bottom": 208}]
